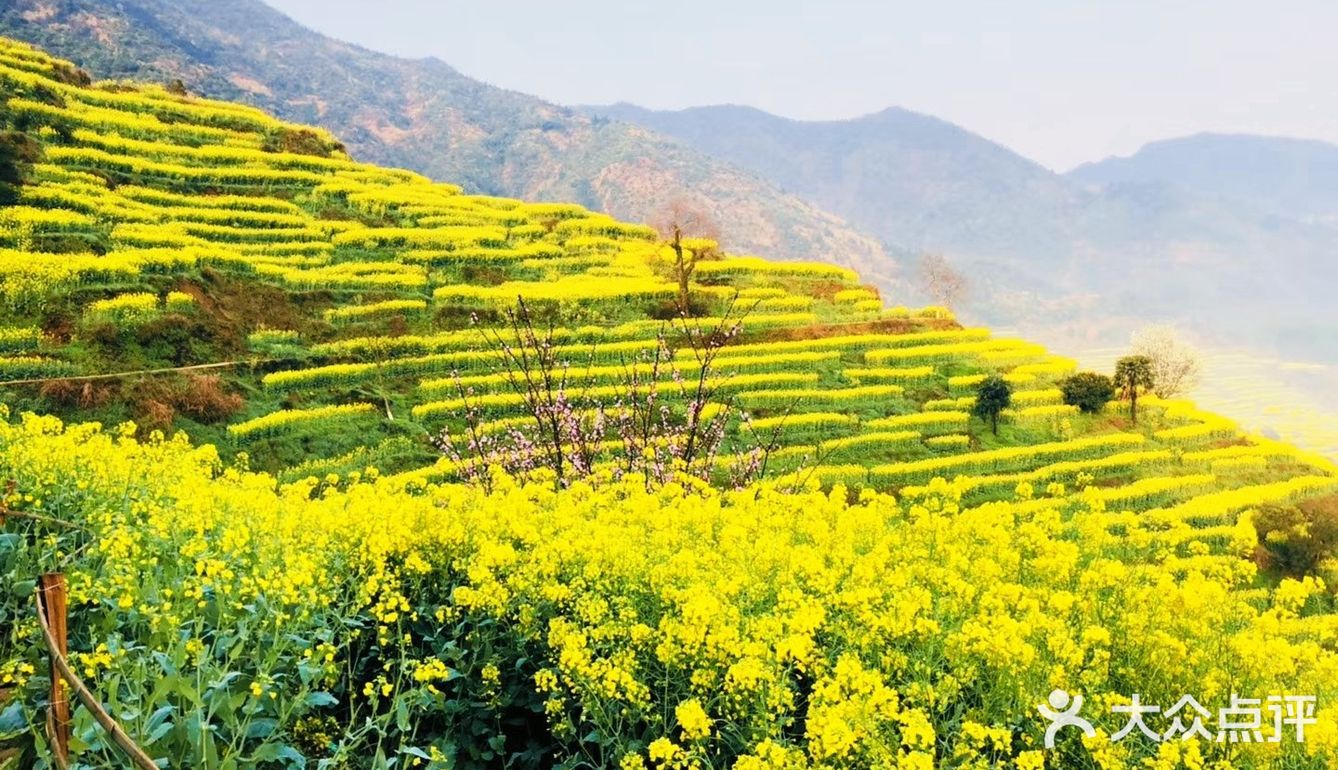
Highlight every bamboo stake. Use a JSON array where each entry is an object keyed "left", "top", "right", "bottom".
[
  {"left": 34, "top": 584, "right": 159, "bottom": 770},
  {"left": 37, "top": 575, "right": 69, "bottom": 765},
  {"left": 0, "top": 358, "right": 269, "bottom": 387}
]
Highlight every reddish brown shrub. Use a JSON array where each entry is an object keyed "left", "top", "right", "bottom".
[
  {"left": 1254, "top": 495, "right": 1338, "bottom": 577},
  {"left": 175, "top": 374, "right": 244, "bottom": 423}
]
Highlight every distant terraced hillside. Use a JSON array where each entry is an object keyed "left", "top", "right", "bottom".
[
  {"left": 1, "top": 34, "right": 1333, "bottom": 507},
  {"left": 0, "top": 0, "right": 893, "bottom": 283}
]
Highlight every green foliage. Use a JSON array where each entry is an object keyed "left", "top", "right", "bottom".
[
  {"left": 970, "top": 373, "right": 1013, "bottom": 435},
  {"left": 1060, "top": 371, "right": 1115, "bottom": 414},
  {"left": 0, "top": 131, "right": 40, "bottom": 205},
  {"left": 1114, "top": 355, "right": 1156, "bottom": 425},
  {"left": 1253, "top": 496, "right": 1338, "bottom": 577}
]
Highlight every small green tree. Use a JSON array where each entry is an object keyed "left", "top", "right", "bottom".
[
  {"left": 972, "top": 374, "right": 1013, "bottom": 435},
  {"left": 1060, "top": 372, "right": 1116, "bottom": 414},
  {"left": 1114, "top": 355, "right": 1156, "bottom": 425}
]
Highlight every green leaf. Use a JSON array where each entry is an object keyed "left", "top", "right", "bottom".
[
  {"left": 206, "top": 671, "right": 241, "bottom": 691},
  {"left": 145, "top": 704, "right": 175, "bottom": 732},
  {"left": 172, "top": 675, "right": 202, "bottom": 708},
  {"left": 144, "top": 719, "right": 175, "bottom": 746},
  {"left": 10, "top": 579, "right": 34, "bottom": 598},
  {"left": 152, "top": 651, "right": 177, "bottom": 677},
  {"left": 0, "top": 701, "right": 26, "bottom": 736},
  {"left": 394, "top": 697, "right": 410, "bottom": 732},
  {"left": 252, "top": 742, "right": 306, "bottom": 765},
  {"left": 297, "top": 659, "right": 322, "bottom": 686},
  {"left": 304, "top": 691, "right": 338, "bottom": 708},
  {"left": 246, "top": 718, "right": 278, "bottom": 739}
]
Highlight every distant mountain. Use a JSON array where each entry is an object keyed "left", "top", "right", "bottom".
[
  {"left": 585, "top": 104, "right": 1338, "bottom": 357},
  {"left": 0, "top": 0, "right": 892, "bottom": 281},
  {"left": 587, "top": 103, "right": 1079, "bottom": 261},
  {"left": 1070, "top": 133, "right": 1338, "bottom": 225}
]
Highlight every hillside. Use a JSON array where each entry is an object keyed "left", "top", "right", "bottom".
[
  {"left": 2, "top": 35, "right": 1338, "bottom": 770},
  {"left": 0, "top": 0, "right": 892, "bottom": 280},
  {"left": 585, "top": 104, "right": 1338, "bottom": 357},
  {"left": 1070, "top": 132, "right": 1338, "bottom": 224},
  {"left": 8, "top": 0, "right": 1338, "bottom": 362},
  {"left": 587, "top": 103, "right": 1079, "bottom": 263}
]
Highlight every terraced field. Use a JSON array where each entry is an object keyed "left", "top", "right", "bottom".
[
  {"left": 1081, "top": 347, "right": 1338, "bottom": 460},
  {"left": 3, "top": 38, "right": 1331, "bottom": 500},
  {"left": 3, "top": 36, "right": 1338, "bottom": 769}
]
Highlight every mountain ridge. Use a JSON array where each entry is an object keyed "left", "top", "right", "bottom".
[
  {"left": 582, "top": 101, "right": 1338, "bottom": 358},
  {"left": 1069, "top": 131, "right": 1338, "bottom": 223},
  {"left": 0, "top": 0, "right": 894, "bottom": 282}
]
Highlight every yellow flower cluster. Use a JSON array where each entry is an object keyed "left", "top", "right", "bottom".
[
  {"left": 5, "top": 34, "right": 1338, "bottom": 769},
  {"left": 85, "top": 291, "right": 160, "bottom": 325},
  {"left": 2, "top": 409, "right": 1336, "bottom": 768},
  {"left": 227, "top": 402, "right": 378, "bottom": 439}
]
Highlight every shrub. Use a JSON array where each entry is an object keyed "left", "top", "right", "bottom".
[
  {"left": 0, "top": 355, "right": 74, "bottom": 381},
  {"left": 165, "top": 291, "right": 197, "bottom": 314},
  {"left": 925, "top": 434, "right": 970, "bottom": 451},
  {"left": 0, "top": 130, "right": 41, "bottom": 205},
  {"left": 50, "top": 61, "right": 92, "bottom": 87},
  {"left": 262, "top": 126, "right": 342, "bottom": 157},
  {"left": 1254, "top": 496, "right": 1338, "bottom": 577},
  {"left": 1060, "top": 372, "right": 1116, "bottom": 414},
  {"left": 175, "top": 374, "right": 245, "bottom": 423}
]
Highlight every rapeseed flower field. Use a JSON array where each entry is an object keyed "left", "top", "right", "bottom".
[{"left": 0, "top": 35, "right": 1336, "bottom": 769}]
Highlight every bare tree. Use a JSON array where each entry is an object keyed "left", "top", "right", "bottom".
[
  {"left": 917, "top": 253, "right": 969, "bottom": 309},
  {"left": 652, "top": 198, "right": 722, "bottom": 315},
  {"left": 1131, "top": 324, "right": 1203, "bottom": 398},
  {"left": 436, "top": 297, "right": 791, "bottom": 490}
]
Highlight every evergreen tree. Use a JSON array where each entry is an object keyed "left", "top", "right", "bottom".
[
  {"left": 972, "top": 374, "right": 1013, "bottom": 435},
  {"left": 1061, "top": 372, "right": 1116, "bottom": 414}
]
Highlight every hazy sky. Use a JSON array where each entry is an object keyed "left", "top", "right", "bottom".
[{"left": 265, "top": 0, "right": 1338, "bottom": 171}]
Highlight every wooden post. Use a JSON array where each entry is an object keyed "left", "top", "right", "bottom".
[
  {"left": 37, "top": 573, "right": 69, "bottom": 764},
  {"left": 34, "top": 585, "right": 158, "bottom": 770}
]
